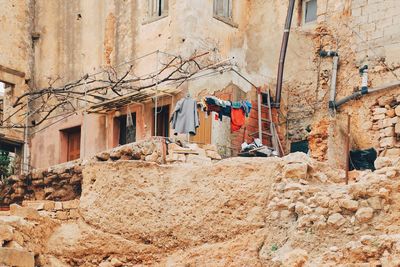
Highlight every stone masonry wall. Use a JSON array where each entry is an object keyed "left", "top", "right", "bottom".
[
  {"left": 352, "top": 0, "right": 400, "bottom": 67},
  {"left": 0, "top": 139, "right": 164, "bottom": 205},
  {"left": 370, "top": 94, "right": 400, "bottom": 157}
]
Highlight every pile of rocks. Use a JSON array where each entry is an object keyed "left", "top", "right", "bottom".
[
  {"left": 267, "top": 153, "right": 394, "bottom": 233},
  {"left": 371, "top": 94, "right": 400, "bottom": 157},
  {"left": 166, "top": 143, "right": 222, "bottom": 164}
]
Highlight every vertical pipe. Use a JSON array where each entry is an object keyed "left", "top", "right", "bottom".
[
  {"left": 275, "top": 0, "right": 296, "bottom": 107},
  {"left": 23, "top": 97, "right": 29, "bottom": 174},
  {"left": 257, "top": 88, "right": 262, "bottom": 141},
  {"left": 329, "top": 56, "right": 339, "bottom": 106},
  {"left": 345, "top": 114, "right": 351, "bottom": 185},
  {"left": 154, "top": 51, "right": 159, "bottom": 136}
]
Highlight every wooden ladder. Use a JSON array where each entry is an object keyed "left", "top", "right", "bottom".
[{"left": 249, "top": 89, "right": 283, "bottom": 156}]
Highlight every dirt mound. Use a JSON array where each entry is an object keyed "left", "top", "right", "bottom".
[{"left": 1, "top": 154, "right": 400, "bottom": 266}]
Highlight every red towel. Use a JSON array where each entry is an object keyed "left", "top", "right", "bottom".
[{"left": 231, "top": 108, "right": 245, "bottom": 132}]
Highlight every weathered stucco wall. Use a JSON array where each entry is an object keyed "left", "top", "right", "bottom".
[
  {"left": 0, "top": 0, "right": 33, "bottom": 141},
  {"left": 2, "top": 0, "right": 400, "bottom": 168}
]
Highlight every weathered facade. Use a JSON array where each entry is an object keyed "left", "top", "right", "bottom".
[{"left": 0, "top": 0, "right": 399, "bottom": 170}]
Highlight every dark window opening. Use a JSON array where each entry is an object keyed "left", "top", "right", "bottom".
[
  {"left": 153, "top": 105, "right": 170, "bottom": 137},
  {"left": 118, "top": 112, "right": 136, "bottom": 145}
]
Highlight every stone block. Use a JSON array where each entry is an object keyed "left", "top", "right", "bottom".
[
  {"left": 372, "top": 113, "right": 385, "bottom": 121},
  {"left": 62, "top": 199, "right": 79, "bottom": 210},
  {"left": 384, "top": 148, "right": 400, "bottom": 158},
  {"left": 283, "top": 163, "right": 308, "bottom": 179},
  {"left": 380, "top": 137, "right": 395, "bottom": 147},
  {"left": 69, "top": 209, "right": 80, "bottom": 219},
  {"left": 43, "top": 201, "right": 55, "bottom": 211},
  {"left": 395, "top": 123, "right": 400, "bottom": 134},
  {"left": 54, "top": 202, "right": 63, "bottom": 210},
  {"left": 386, "top": 108, "right": 395, "bottom": 117},
  {"left": 203, "top": 144, "right": 218, "bottom": 152},
  {"left": 144, "top": 152, "right": 158, "bottom": 162},
  {"left": 395, "top": 106, "right": 400, "bottom": 116},
  {"left": 374, "top": 157, "right": 392, "bottom": 169},
  {"left": 69, "top": 174, "right": 82, "bottom": 185},
  {"left": 380, "top": 126, "right": 394, "bottom": 137},
  {"left": 96, "top": 152, "right": 110, "bottom": 161},
  {"left": 0, "top": 225, "right": 14, "bottom": 244},
  {"left": 206, "top": 150, "right": 222, "bottom": 160},
  {"left": 0, "top": 248, "right": 34, "bottom": 267},
  {"left": 9, "top": 204, "right": 41, "bottom": 220},
  {"left": 355, "top": 207, "right": 374, "bottom": 223},
  {"left": 378, "top": 95, "right": 394, "bottom": 107},
  {"left": 338, "top": 199, "right": 359, "bottom": 211},
  {"left": 372, "top": 107, "right": 387, "bottom": 115},
  {"left": 327, "top": 213, "right": 346, "bottom": 228},
  {"left": 21, "top": 201, "right": 44, "bottom": 210},
  {"left": 56, "top": 211, "right": 69, "bottom": 220}
]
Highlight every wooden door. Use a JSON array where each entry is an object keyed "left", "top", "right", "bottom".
[
  {"left": 190, "top": 108, "right": 212, "bottom": 145},
  {"left": 67, "top": 130, "right": 81, "bottom": 161}
]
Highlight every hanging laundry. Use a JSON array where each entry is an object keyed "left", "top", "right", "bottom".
[
  {"left": 170, "top": 96, "right": 199, "bottom": 135},
  {"left": 205, "top": 96, "right": 231, "bottom": 121},
  {"left": 231, "top": 107, "right": 245, "bottom": 132},
  {"left": 232, "top": 100, "right": 252, "bottom": 117},
  {"left": 126, "top": 106, "right": 135, "bottom": 143}
]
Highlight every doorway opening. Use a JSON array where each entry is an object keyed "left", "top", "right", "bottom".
[
  {"left": 117, "top": 112, "right": 136, "bottom": 145},
  {"left": 60, "top": 126, "right": 81, "bottom": 162},
  {"left": 153, "top": 105, "right": 170, "bottom": 137}
]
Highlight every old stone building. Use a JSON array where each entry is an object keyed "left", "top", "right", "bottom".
[{"left": 0, "top": 0, "right": 399, "bottom": 170}]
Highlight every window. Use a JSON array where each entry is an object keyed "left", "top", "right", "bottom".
[
  {"left": 214, "top": 0, "right": 233, "bottom": 21},
  {"left": 0, "top": 81, "right": 13, "bottom": 126},
  {"left": 148, "top": 0, "right": 168, "bottom": 18},
  {"left": 303, "top": 0, "right": 317, "bottom": 24}
]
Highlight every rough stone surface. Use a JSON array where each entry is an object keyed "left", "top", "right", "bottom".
[{"left": 355, "top": 207, "right": 374, "bottom": 223}]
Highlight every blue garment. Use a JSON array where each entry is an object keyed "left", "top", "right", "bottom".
[{"left": 231, "top": 100, "right": 252, "bottom": 117}]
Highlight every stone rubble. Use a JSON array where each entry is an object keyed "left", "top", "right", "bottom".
[
  {"left": 0, "top": 138, "right": 223, "bottom": 206},
  {"left": 0, "top": 153, "right": 400, "bottom": 265}
]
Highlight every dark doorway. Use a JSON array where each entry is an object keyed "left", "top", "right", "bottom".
[
  {"left": 153, "top": 105, "right": 170, "bottom": 137},
  {"left": 60, "top": 126, "right": 81, "bottom": 162},
  {"left": 118, "top": 112, "right": 136, "bottom": 145}
]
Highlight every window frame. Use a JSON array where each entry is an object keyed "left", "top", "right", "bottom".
[
  {"left": 302, "top": 0, "right": 317, "bottom": 26},
  {"left": 144, "top": 0, "right": 169, "bottom": 24},
  {"left": 213, "top": 0, "right": 238, "bottom": 28}
]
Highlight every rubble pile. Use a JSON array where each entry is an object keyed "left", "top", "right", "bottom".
[{"left": 1, "top": 152, "right": 400, "bottom": 266}]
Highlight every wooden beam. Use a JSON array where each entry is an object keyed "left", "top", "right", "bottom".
[{"left": 0, "top": 65, "right": 26, "bottom": 78}]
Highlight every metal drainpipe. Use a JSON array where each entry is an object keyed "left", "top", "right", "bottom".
[
  {"left": 274, "top": 0, "right": 296, "bottom": 108},
  {"left": 320, "top": 50, "right": 339, "bottom": 111}
]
